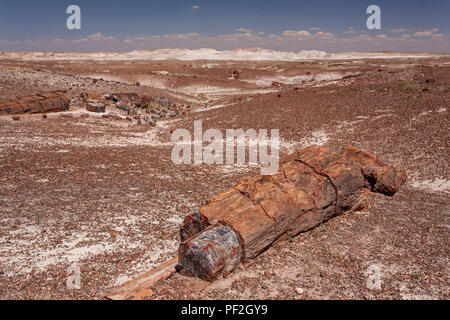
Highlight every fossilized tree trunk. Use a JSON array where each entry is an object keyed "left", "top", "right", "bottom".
[
  {"left": 177, "top": 146, "right": 406, "bottom": 282},
  {"left": 0, "top": 91, "right": 69, "bottom": 115}
]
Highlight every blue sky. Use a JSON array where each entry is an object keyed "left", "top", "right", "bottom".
[{"left": 0, "top": 0, "right": 449, "bottom": 52}]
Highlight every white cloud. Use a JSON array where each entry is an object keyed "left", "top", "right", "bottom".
[
  {"left": 163, "top": 33, "right": 200, "bottom": 39},
  {"left": 73, "top": 33, "right": 118, "bottom": 43},
  {"left": 356, "top": 34, "right": 372, "bottom": 40},
  {"left": 192, "top": 5, "right": 200, "bottom": 10},
  {"left": 66, "top": 30, "right": 446, "bottom": 51},
  {"left": 414, "top": 29, "right": 440, "bottom": 37},
  {"left": 391, "top": 28, "right": 409, "bottom": 33},
  {"left": 282, "top": 30, "right": 311, "bottom": 37},
  {"left": 236, "top": 28, "right": 253, "bottom": 33},
  {"left": 315, "top": 31, "right": 335, "bottom": 39},
  {"left": 296, "top": 30, "right": 311, "bottom": 37},
  {"left": 414, "top": 31, "right": 433, "bottom": 37},
  {"left": 2, "top": 28, "right": 448, "bottom": 52},
  {"left": 342, "top": 27, "right": 357, "bottom": 34}
]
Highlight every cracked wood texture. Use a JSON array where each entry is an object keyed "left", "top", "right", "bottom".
[
  {"left": 178, "top": 146, "right": 407, "bottom": 281},
  {"left": 0, "top": 91, "right": 69, "bottom": 114}
]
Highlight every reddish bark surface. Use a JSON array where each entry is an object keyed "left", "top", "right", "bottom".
[{"left": 0, "top": 91, "right": 69, "bottom": 114}]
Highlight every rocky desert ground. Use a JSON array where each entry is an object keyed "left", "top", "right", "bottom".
[{"left": 0, "top": 49, "right": 448, "bottom": 299}]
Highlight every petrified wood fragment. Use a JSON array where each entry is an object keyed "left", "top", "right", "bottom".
[
  {"left": 0, "top": 91, "right": 69, "bottom": 115},
  {"left": 86, "top": 102, "right": 106, "bottom": 113},
  {"left": 81, "top": 91, "right": 101, "bottom": 102},
  {"left": 178, "top": 224, "right": 242, "bottom": 282},
  {"left": 177, "top": 146, "right": 406, "bottom": 281}
]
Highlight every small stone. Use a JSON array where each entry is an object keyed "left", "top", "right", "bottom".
[
  {"left": 295, "top": 287, "right": 304, "bottom": 295},
  {"left": 158, "top": 98, "right": 171, "bottom": 108},
  {"left": 12, "top": 116, "right": 20, "bottom": 121},
  {"left": 117, "top": 104, "right": 129, "bottom": 112},
  {"left": 138, "top": 118, "right": 147, "bottom": 125}
]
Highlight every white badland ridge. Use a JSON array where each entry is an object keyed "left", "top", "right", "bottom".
[{"left": 0, "top": 48, "right": 438, "bottom": 61}]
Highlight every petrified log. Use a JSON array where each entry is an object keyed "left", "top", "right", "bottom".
[
  {"left": 177, "top": 146, "right": 406, "bottom": 281},
  {"left": 0, "top": 91, "right": 69, "bottom": 115},
  {"left": 111, "top": 93, "right": 140, "bottom": 105},
  {"left": 109, "top": 93, "right": 156, "bottom": 108},
  {"left": 81, "top": 91, "right": 101, "bottom": 102},
  {"left": 86, "top": 102, "right": 106, "bottom": 113}
]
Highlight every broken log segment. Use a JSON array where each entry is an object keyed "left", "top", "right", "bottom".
[
  {"left": 81, "top": 91, "right": 101, "bottom": 102},
  {"left": 177, "top": 224, "right": 242, "bottom": 282},
  {"left": 177, "top": 145, "right": 406, "bottom": 281},
  {"left": 0, "top": 91, "right": 69, "bottom": 115},
  {"left": 86, "top": 102, "right": 106, "bottom": 113}
]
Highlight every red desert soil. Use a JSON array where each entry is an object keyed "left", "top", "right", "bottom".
[{"left": 0, "top": 55, "right": 449, "bottom": 299}]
